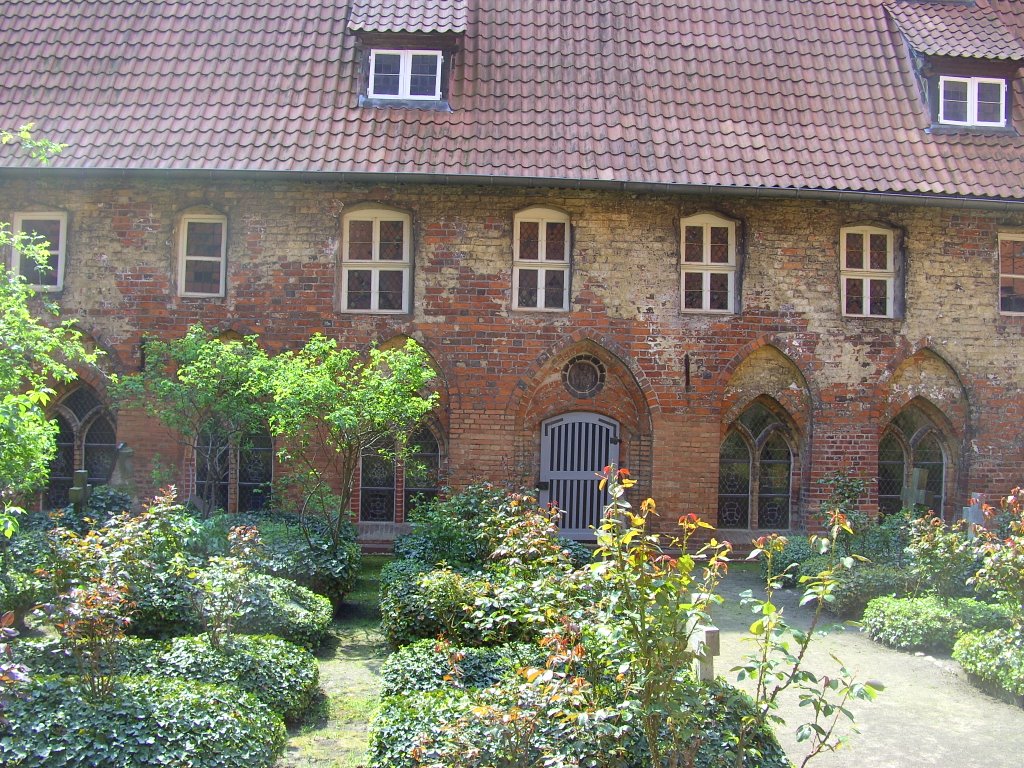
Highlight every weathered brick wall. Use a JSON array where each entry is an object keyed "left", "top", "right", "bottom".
[{"left": 4, "top": 174, "right": 1023, "bottom": 539}]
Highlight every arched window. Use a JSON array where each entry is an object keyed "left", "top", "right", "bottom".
[
  {"left": 46, "top": 384, "right": 117, "bottom": 508},
  {"left": 512, "top": 207, "right": 571, "bottom": 311},
  {"left": 359, "top": 425, "right": 443, "bottom": 523},
  {"left": 194, "top": 427, "right": 273, "bottom": 513},
  {"left": 717, "top": 401, "right": 795, "bottom": 530},
  {"left": 878, "top": 406, "right": 948, "bottom": 515}
]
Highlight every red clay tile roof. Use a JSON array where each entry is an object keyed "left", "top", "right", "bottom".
[
  {"left": 886, "top": 0, "right": 1024, "bottom": 59},
  {"left": 348, "top": 0, "right": 468, "bottom": 34},
  {"left": 1, "top": 0, "right": 1023, "bottom": 202}
]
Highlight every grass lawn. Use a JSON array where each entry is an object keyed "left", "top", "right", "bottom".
[{"left": 276, "top": 554, "right": 390, "bottom": 768}]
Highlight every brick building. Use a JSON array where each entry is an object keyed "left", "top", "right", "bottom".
[{"left": 1, "top": 0, "right": 1023, "bottom": 544}]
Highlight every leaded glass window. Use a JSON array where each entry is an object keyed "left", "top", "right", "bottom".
[
  {"left": 717, "top": 433, "right": 751, "bottom": 528},
  {"left": 513, "top": 207, "right": 570, "bottom": 311},
  {"left": 45, "top": 385, "right": 117, "bottom": 509},
  {"left": 877, "top": 433, "right": 905, "bottom": 516},
  {"left": 341, "top": 208, "right": 411, "bottom": 313},
  {"left": 359, "top": 426, "right": 444, "bottom": 523},
  {"left": 879, "top": 405, "right": 949, "bottom": 515}
]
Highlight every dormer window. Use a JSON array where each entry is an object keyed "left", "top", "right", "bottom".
[
  {"left": 369, "top": 50, "right": 443, "bottom": 100},
  {"left": 939, "top": 76, "right": 1006, "bottom": 127}
]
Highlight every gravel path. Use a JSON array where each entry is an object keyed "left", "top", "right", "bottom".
[{"left": 711, "top": 568, "right": 1024, "bottom": 768}]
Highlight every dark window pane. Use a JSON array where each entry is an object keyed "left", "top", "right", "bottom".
[
  {"left": 1001, "top": 276, "right": 1024, "bottom": 312},
  {"left": 195, "top": 428, "right": 230, "bottom": 511},
  {"left": 977, "top": 81, "right": 1003, "bottom": 123},
  {"left": 739, "top": 402, "right": 779, "bottom": 438},
  {"left": 346, "top": 269, "right": 372, "bottom": 309},
  {"left": 545, "top": 222, "right": 567, "bottom": 261},
  {"left": 942, "top": 80, "right": 968, "bottom": 122},
  {"left": 878, "top": 433, "right": 905, "bottom": 516},
  {"left": 718, "top": 433, "right": 750, "bottom": 528},
  {"left": 47, "top": 415, "right": 75, "bottom": 509},
  {"left": 758, "top": 495, "right": 790, "bottom": 529},
  {"left": 184, "top": 259, "right": 221, "bottom": 294},
  {"left": 21, "top": 218, "right": 61, "bottom": 248},
  {"left": 409, "top": 54, "right": 439, "bottom": 97},
  {"left": 64, "top": 386, "right": 102, "bottom": 422},
  {"left": 378, "top": 270, "right": 405, "bottom": 310},
  {"left": 683, "top": 270, "right": 703, "bottom": 309},
  {"left": 379, "top": 220, "right": 405, "bottom": 261},
  {"left": 710, "top": 226, "right": 730, "bottom": 263},
  {"left": 709, "top": 271, "right": 730, "bottom": 310},
  {"left": 518, "top": 268, "right": 538, "bottom": 307},
  {"left": 519, "top": 221, "right": 539, "bottom": 260},
  {"left": 845, "top": 232, "right": 864, "bottom": 269},
  {"left": 845, "top": 278, "right": 863, "bottom": 315},
  {"left": 1001, "top": 239, "right": 1024, "bottom": 276},
  {"left": 348, "top": 219, "right": 374, "bottom": 260},
  {"left": 869, "top": 279, "right": 888, "bottom": 316},
  {"left": 361, "top": 449, "right": 396, "bottom": 522},
  {"left": 544, "top": 269, "right": 566, "bottom": 309},
  {"left": 239, "top": 431, "right": 273, "bottom": 513},
  {"left": 869, "top": 234, "right": 888, "bottom": 270},
  {"left": 186, "top": 221, "right": 223, "bottom": 259},
  {"left": 84, "top": 415, "right": 117, "bottom": 484},
  {"left": 684, "top": 226, "right": 704, "bottom": 262},
  {"left": 372, "top": 53, "right": 401, "bottom": 95},
  {"left": 20, "top": 251, "right": 59, "bottom": 285}
]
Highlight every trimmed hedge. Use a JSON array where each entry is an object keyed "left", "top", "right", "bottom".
[
  {"left": 863, "top": 596, "right": 1011, "bottom": 652},
  {"left": 158, "top": 634, "right": 319, "bottom": 722},
  {"left": 953, "top": 628, "right": 1024, "bottom": 703},
  {"left": 235, "top": 572, "right": 333, "bottom": 651},
  {"left": 368, "top": 678, "right": 788, "bottom": 768},
  {"left": 378, "top": 562, "right": 484, "bottom": 648},
  {"left": 380, "top": 639, "right": 541, "bottom": 695},
  {"left": 0, "top": 675, "right": 286, "bottom": 767},
  {"left": 824, "top": 564, "right": 914, "bottom": 617}
]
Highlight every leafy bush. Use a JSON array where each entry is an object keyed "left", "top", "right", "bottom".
[
  {"left": 907, "top": 514, "right": 981, "bottom": 599},
  {"left": 953, "top": 628, "right": 1024, "bottom": 702},
  {"left": 234, "top": 572, "right": 333, "bottom": 651},
  {"left": 824, "top": 564, "right": 914, "bottom": 617},
  {"left": 0, "top": 567, "right": 49, "bottom": 628},
  {"left": 557, "top": 537, "right": 593, "bottom": 568},
  {"left": 848, "top": 508, "right": 914, "bottom": 565},
  {"left": 379, "top": 563, "right": 484, "bottom": 648},
  {"left": 199, "top": 512, "right": 360, "bottom": 609},
  {"left": 763, "top": 535, "right": 816, "bottom": 587},
  {"left": 863, "top": 596, "right": 1010, "bottom": 652},
  {"left": 368, "top": 678, "right": 789, "bottom": 768},
  {"left": 12, "top": 636, "right": 163, "bottom": 678},
  {"left": 394, "top": 497, "right": 487, "bottom": 566},
  {"left": 0, "top": 675, "right": 286, "bottom": 767},
  {"left": 158, "top": 634, "right": 319, "bottom": 722},
  {"left": 380, "top": 639, "right": 541, "bottom": 695}
]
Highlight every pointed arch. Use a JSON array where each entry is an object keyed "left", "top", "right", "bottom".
[
  {"left": 721, "top": 343, "right": 813, "bottom": 436},
  {"left": 879, "top": 397, "right": 956, "bottom": 516},
  {"left": 46, "top": 382, "right": 117, "bottom": 508},
  {"left": 882, "top": 346, "right": 969, "bottom": 440}
]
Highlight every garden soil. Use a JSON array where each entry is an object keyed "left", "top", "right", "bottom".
[{"left": 712, "top": 568, "right": 1024, "bottom": 768}]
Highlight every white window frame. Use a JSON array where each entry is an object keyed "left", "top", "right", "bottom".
[
  {"left": 340, "top": 208, "right": 412, "bottom": 313},
  {"left": 679, "top": 213, "right": 737, "bottom": 314},
  {"left": 178, "top": 214, "right": 227, "bottom": 298},
  {"left": 840, "top": 226, "right": 895, "bottom": 318},
  {"left": 998, "top": 232, "right": 1024, "bottom": 316},
  {"left": 512, "top": 206, "right": 571, "bottom": 312},
  {"left": 12, "top": 211, "right": 67, "bottom": 291},
  {"left": 938, "top": 76, "right": 1006, "bottom": 128},
  {"left": 368, "top": 49, "right": 443, "bottom": 101}
]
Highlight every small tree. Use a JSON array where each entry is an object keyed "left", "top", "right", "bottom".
[
  {"left": 113, "top": 325, "right": 273, "bottom": 514},
  {"left": 269, "top": 335, "right": 437, "bottom": 550}
]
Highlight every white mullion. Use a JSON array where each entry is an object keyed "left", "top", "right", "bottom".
[{"left": 370, "top": 268, "right": 380, "bottom": 312}]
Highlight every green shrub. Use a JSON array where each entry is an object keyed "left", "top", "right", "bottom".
[
  {"left": 0, "top": 567, "right": 49, "bottom": 627},
  {"left": 380, "top": 639, "right": 541, "bottom": 695},
  {"left": 368, "top": 678, "right": 788, "bottom": 768},
  {"left": 394, "top": 496, "right": 487, "bottom": 566},
  {"left": 953, "top": 628, "right": 1024, "bottom": 702},
  {"left": 849, "top": 509, "right": 914, "bottom": 565},
  {"left": 0, "top": 675, "right": 286, "bottom": 767},
  {"left": 234, "top": 572, "right": 333, "bottom": 651},
  {"left": 199, "top": 512, "right": 360, "bottom": 609},
  {"left": 907, "top": 515, "right": 981, "bottom": 599},
  {"left": 379, "top": 563, "right": 484, "bottom": 648},
  {"left": 158, "top": 634, "right": 319, "bottom": 722},
  {"left": 824, "top": 564, "right": 914, "bottom": 617},
  {"left": 13, "top": 636, "right": 165, "bottom": 678},
  {"left": 557, "top": 537, "right": 593, "bottom": 568},
  {"left": 762, "top": 535, "right": 815, "bottom": 587},
  {"left": 863, "top": 596, "right": 1010, "bottom": 652}
]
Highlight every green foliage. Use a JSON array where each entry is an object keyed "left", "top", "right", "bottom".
[
  {"left": 0, "top": 674, "right": 286, "bottom": 767},
  {"left": 761, "top": 534, "right": 817, "bottom": 587},
  {"left": 907, "top": 514, "right": 981, "bottom": 599},
  {"left": 380, "top": 638, "right": 541, "bottom": 695},
  {"left": 368, "top": 678, "right": 789, "bottom": 768},
  {"left": 254, "top": 517, "right": 360, "bottom": 608},
  {"left": 112, "top": 325, "right": 274, "bottom": 514},
  {"left": 824, "top": 564, "right": 914, "bottom": 618},
  {"left": 233, "top": 573, "right": 333, "bottom": 651},
  {"left": 816, "top": 470, "right": 869, "bottom": 534},
  {"left": 158, "top": 633, "right": 319, "bottom": 723},
  {"left": 379, "top": 562, "right": 484, "bottom": 648},
  {"left": 972, "top": 488, "right": 1024, "bottom": 625},
  {"left": 394, "top": 497, "right": 487, "bottom": 566},
  {"left": 863, "top": 595, "right": 1010, "bottom": 652},
  {"left": 268, "top": 335, "right": 438, "bottom": 550},
  {"left": 953, "top": 628, "right": 1024, "bottom": 701}
]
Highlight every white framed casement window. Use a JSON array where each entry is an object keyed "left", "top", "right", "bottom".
[
  {"left": 840, "top": 226, "right": 895, "bottom": 318},
  {"left": 938, "top": 76, "right": 1006, "bottom": 127},
  {"left": 12, "top": 211, "right": 67, "bottom": 291},
  {"left": 998, "top": 233, "right": 1024, "bottom": 315},
  {"left": 680, "top": 213, "right": 737, "bottom": 313},
  {"left": 512, "top": 207, "right": 571, "bottom": 311},
  {"left": 368, "top": 49, "right": 443, "bottom": 100},
  {"left": 178, "top": 214, "right": 227, "bottom": 297},
  {"left": 341, "top": 208, "right": 411, "bottom": 313}
]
